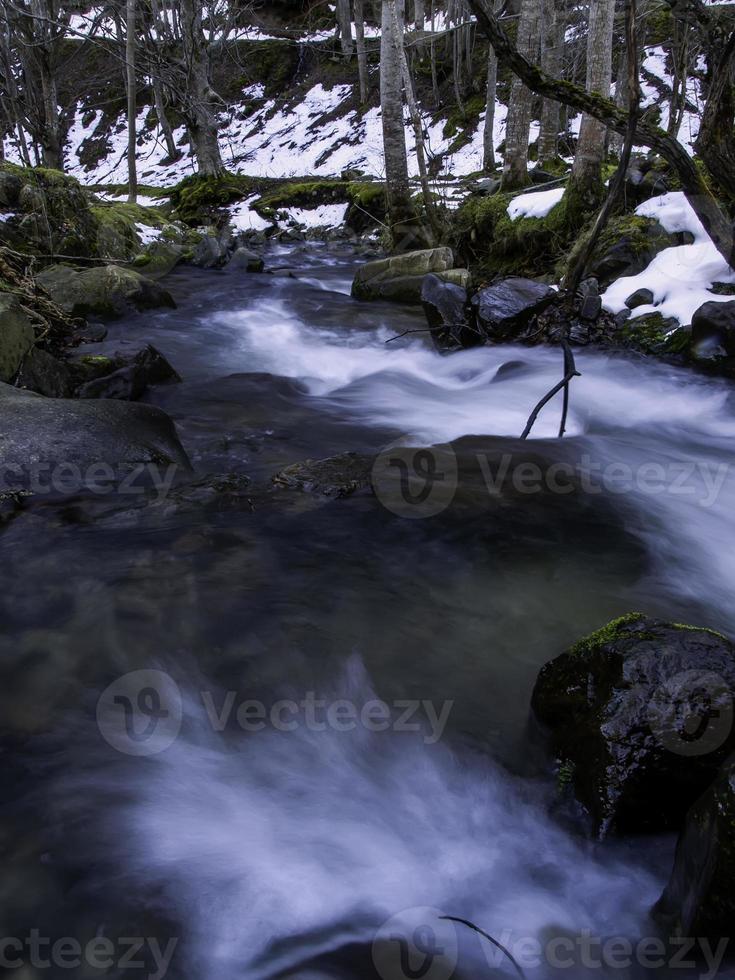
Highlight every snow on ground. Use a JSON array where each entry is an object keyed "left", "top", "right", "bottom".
[
  {"left": 507, "top": 186, "right": 565, "bottom": 220},
  {"left": 135, "top": 222, "right": 163, "bottom": 245},
  {"left": 227, "top": 198, "right": 272, "bottom": 233},
  {"left": 287, "top": 203, "right": 349, "bottom": 229},
  {"left": 602, "top": 191, "right": 735, "bottom": 325}
]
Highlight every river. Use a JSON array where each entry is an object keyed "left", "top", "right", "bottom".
[{"left": 1, "top": 243, "right": 734, "bottom": 979}]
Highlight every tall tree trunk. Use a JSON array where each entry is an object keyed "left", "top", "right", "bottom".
[
  {"left": 483, "top": 42, "right": 498, "bottom": 170},
  {"left": 609, "top": 43, "right": 628, "bottom": 155},
  {"left": 501, "top": 0, "right": 543, "bottom": 189},
  {"left": 180, "top": 0, "right": 224, "bottom": 176},
  {"left": 429, "top": 0, "right": 440, "bottom": 103},
  {"left": 380, "top": 0, "right": 416, "bottom": 245},
  {"left": 567, "top": 0, "right": 616, "bottom": 212},
  {"left": 126, "top": 0, "right": 138, "bottom": 203},
  {"left": 537, "top": 0, "right": 564, "bottom": 166},
  {"left": 337, "top": 0, "right": 354, "bottom": 56},
  {"left": 354, "top": 0, "right": 370, "bottom": 103},
  {"left": 392, "top": 0, "right": 439, "bottom": 239}
]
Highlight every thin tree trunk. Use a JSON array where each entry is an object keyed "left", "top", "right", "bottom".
[
  {"left": 180, "top": 0, "right": 224, "bottom": 176},
  {"left": 381, "top": 0, "right": 415, "bottom": 243},
  {"left": 483, "top": 42, "right": 498, "bottom": 170},
  {"left": 430, "top": 0, "right": 440, "bottom": 103},
  {"left": 153, "top": 78, "right": 180, "bottom": 160},
  {"left": 393, "top": 0, "right": 440, "bottom": 238},
  {"left": 537, "top": 0, "right": 564, "bottom": 167},
  {"left": 126, "top": 0, "right": 137, "bottom": 203},
  {"left": 567, "top": 0, "right": 616, "bottom": 212},
  {"left": 337, "top": 0, "right": 354, "bottom": 56},
  {"left": 354, "top": 0, "right": 370, "bottom": 103},
  {"left": 501, "top": 0, "right": 543, "bottom": 189}
]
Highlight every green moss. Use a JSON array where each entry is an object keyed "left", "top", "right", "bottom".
[
  {"left": 670, "top": 621, "right": 728, "bottom": 641},
  {"left": 255, "top": 179, "right": 348, "bottom": 219},
  {"left": 568, "top": 613, "right": 646, "bottom": 656},
  {"left": 620, "top": 313, "right": 691, "bottom": 356},
  {"left": 453, "top": 189, "right": 574, "bottom": 278},
  {"left": 442, "top": 94, "right": 487, "bottom": 141},
  {"left": 171, "top": 172, "right": 261, "bottom": 225}
]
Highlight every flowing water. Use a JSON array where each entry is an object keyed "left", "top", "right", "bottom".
[{"left": 2, "top": 243, "right": 735, "bottom": 979}]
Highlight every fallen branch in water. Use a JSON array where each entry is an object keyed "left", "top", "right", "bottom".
[
  {"left": 440, "top": 915, "right": 526, "bottom": 979},
  {"left": 520, "top": 338, "right": 581, "bottom": 440}
]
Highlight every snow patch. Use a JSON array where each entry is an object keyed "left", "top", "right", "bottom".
[
  {"left": 602, "top": 192, "right": 735, "bottom": 325},
  {"left": 507, "top": 186, "right": 565, "bottom": 221}
]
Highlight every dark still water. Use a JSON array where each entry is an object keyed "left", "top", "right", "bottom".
[{"left": 2, "top": 243, "right": 734, "bottom": 979}]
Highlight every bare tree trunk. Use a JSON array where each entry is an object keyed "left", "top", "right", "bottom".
[
  {"left": 483, "top": 42, "right": 498, "bottom": 170},
  {"left": 567, "top": 0, "right": 616, "bottom": 211},
  {"left": 381, "top": 0, "right": 415, "bottom": 243},
  {"left": 501, "top": 0, "right": 543, "bottom": 189},
  {"left": 429, "top": 0, "right": 440, "bottom": 102},
  {"left": 354, "top": 0, "right": 370, "bottom": 102},
  {"left": 153, "top": 79, "right": 181, "bottom": 161},
  {"left": 180, "top": 0, "right": 224, "bottom": 176},
  {"left": 126, "top": 0, "right": 138, "bottom": 203},
  {"left": 393, "top": 0, "right": 439, "bottom": 238},
  {"left": 337, "top": 0, "right": 354, "bottom": 56},
  {"left": 609, "top": 43, "right": 628, "bottom": 155},
  {"left": 537, "top": 0, "right": 564, "bottom": 166}
]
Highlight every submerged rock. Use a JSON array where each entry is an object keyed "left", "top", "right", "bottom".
[
  {"left": 36, "top": 264, "right": 176, "bottom": 319},
  {"left": 532, "top": 613, "right": 735, "bottom": 835},
  {"left": 273, "top": 452, "right": 372, "bottom": 497},
  {"left": 654, "top": 755, "right": 735, "bottom": 940},
  {"left": 0, "top": 294, "right": 35, "bottom": 383},
  {"left": 471, "top": 277, "right": 555, "bottom": 341},
  {"left": 74, "top": 344, "right": 181, "bottom": 400},
  {"left": 0, "top": 382, "right": 190, "bottom": 491}
]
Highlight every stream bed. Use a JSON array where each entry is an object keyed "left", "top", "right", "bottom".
[{"left": 2, "top": 243, "right": 735, "bottom": 979}]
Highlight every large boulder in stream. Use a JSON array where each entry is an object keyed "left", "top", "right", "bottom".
[
  {"left": 0, "top": 382, "right": 190, "bottom": 493},
  {"left": 654, "top": 754, "right": 735, "bottom": 940},
  {"left": 352, "top": 247, "right": 470, "bottom": 303},
  {"left": 532, "top": 613, "right": 735, "bottom": 835},
  {"left": 471, "top": 277, "right": 555, "bottom": 342},
  {"left": 421, "top": 273, "right": 474, "bottom": 351},
  {"left": 0, "top": 294, "right": 36, "bottom": 382},
  {"left": 36, "top": 264, "right": 176, "bottom": 319},
  {"left": 691, "top": 300, "right": 735, "bottom": 376}
]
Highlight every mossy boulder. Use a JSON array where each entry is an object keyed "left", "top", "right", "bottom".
[
  {"left": 36, "top": 264, "right": 176, "bottom": 319},
  {"left": 654, "top": 754, "right": 735, "bottom": 940},
  {"left": 453, "top": 191, "right": 574, "bottom": 279},
  {"left": 91, "top": 200, "right": 167, "bottom": 261},
  {"left": 170, "top": 172, "right": 260, "bottom": 225},
  {"left": 0, "top": 163, "right": 99, "bottom": 258},
  {"left": 532, "top": 614, "right": 735, "bottom": 835},
  {"left": 352, "top": 247, "right": 468, "bottom": 303},
  {"left": 574, "top": 214, "right": 678, "bottom": 289},
  {"left": 0, "top": 294, "right": 36, "bottom": 383},
  {"left": 619, "top": 312, "right": 692, "bottom": 357}
]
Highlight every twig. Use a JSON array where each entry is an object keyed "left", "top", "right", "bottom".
[
  {"left": 439, "top": 916, "right": 526, "bottom": 979},
  {"left": 520, "top": 338, "right": 581, "bottom": 440},
  {"left": 384, "top": 328, "right": 433, "bottom": 343}
]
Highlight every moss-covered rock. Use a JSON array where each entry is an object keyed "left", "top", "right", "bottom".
[
  {"left": 170, "top": 172, "right": 261, "bottom": 225},
  {"left": 571, "top": 214, "right": 677, "bottom": 289},
  {"left": 619, "top": 312, "right": 692, "bottom": 356},
  {"left": 0, "top": 163, "right": 99, "bottom": 258},
  {"left": 0, "top": 294, "right": 36, "bottom": 382},
  {"left": 91, "top": 200, "right": 167, "bottom": 260},
  {"left": 36, "top": 264, "right": 176, "bottom": 319},
  {"left": 532, "top": 614, "right": 735, "bottom": 835},
  {"left": 453, "top": 191, "right": 574, "bottom": 279}
]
